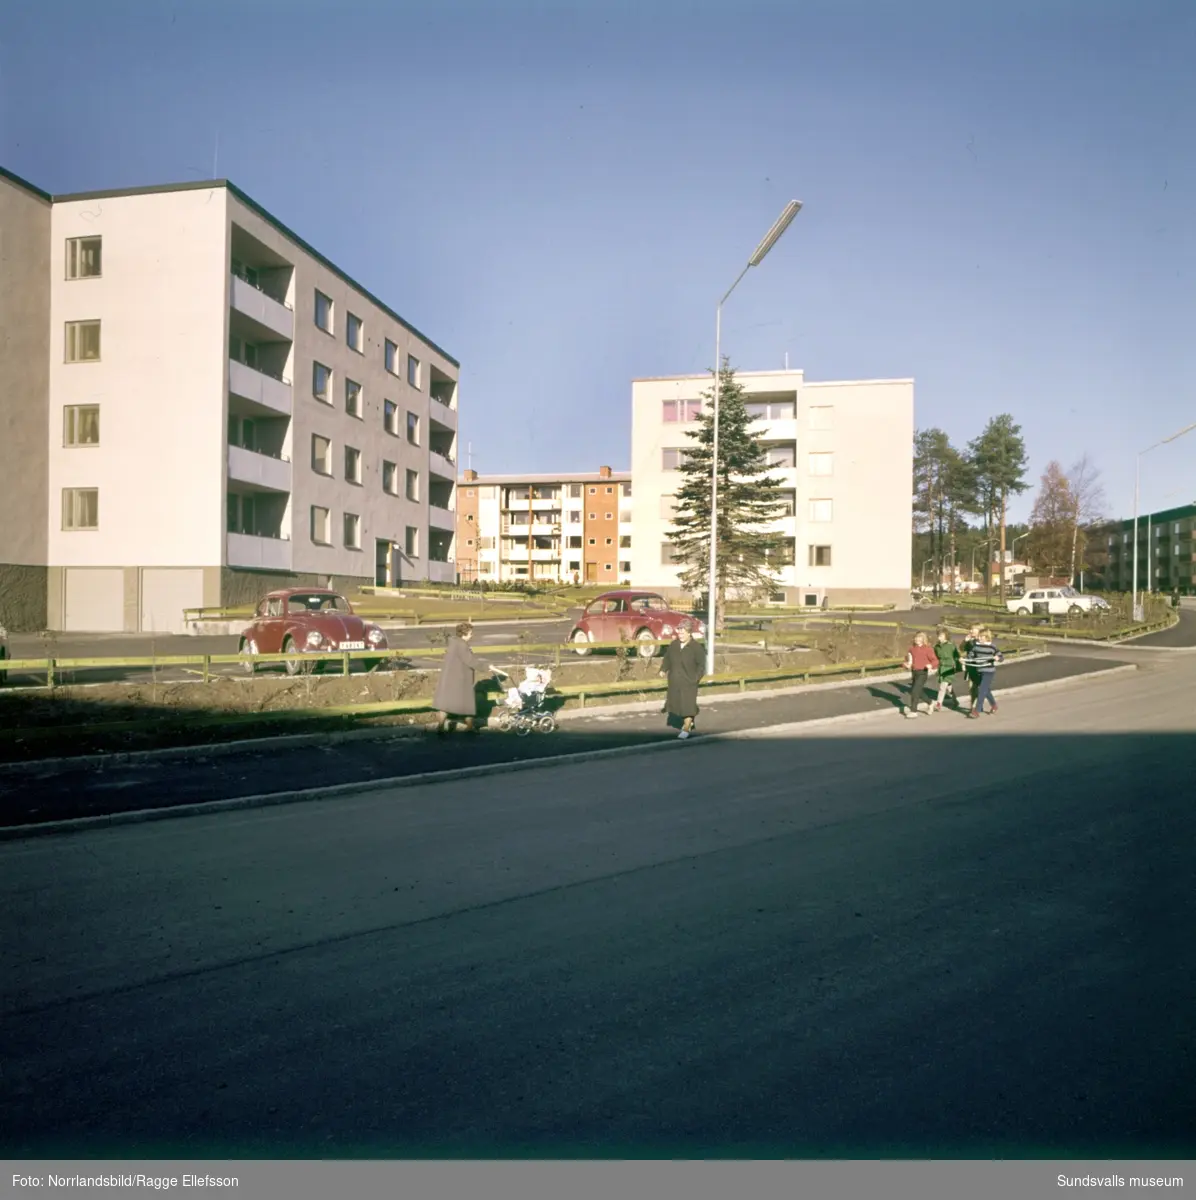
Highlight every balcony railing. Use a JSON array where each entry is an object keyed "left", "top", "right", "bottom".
[
  {"left": 229, "top": 358, "right": 293, "bottom": 415},
  {"left": 428, "top": 505, "right": 456, "bottom": 531},
  {"left": 230, "top": 274, "right": 294, "bottom": 340},
  {"left": 227, "top": 531, "right": 292, "bottom": 571},
  {"left": 227, "top": 444, "right": 292, "bottom": 493}
]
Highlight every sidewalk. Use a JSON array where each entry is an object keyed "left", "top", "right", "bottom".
[{"left": 0, "top": 653, "right": 1130, "bottom": 831}]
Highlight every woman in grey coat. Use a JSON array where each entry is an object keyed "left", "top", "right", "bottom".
[
  {"left": 432, "top": 622, "right": 502, "bottom": 735},
  {"left": 659, "top": 620, "right": 705, "bottom": 739}
]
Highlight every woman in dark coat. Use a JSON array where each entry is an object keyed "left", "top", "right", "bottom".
[
  {"left": 659, "top": 620, "right": 705, "bottom": 739},
  {"left": 432, "top": 622, "right": 502, "bottom": 735}
]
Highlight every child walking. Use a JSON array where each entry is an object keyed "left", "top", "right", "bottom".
[
  {"left": 931, "top": 629, "right": 963, "bottom": 711},
  {"left": 964, "top": 628, "right": 1004, "bottom": 718},
  {"left": 902, "top": 631, "right": 938, "bottom": 718},
  {"left": 962, "top": 624, "right": 982, "bottom": 709}
]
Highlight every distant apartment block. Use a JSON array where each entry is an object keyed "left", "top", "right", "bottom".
[
  {"left": 456, "top": 466, "right": 632, "bottom": 585},
  {"left": 1099, "top": 502, "right": 1196, "bottom": 594},
  {"left": 0, "top": 166, "right": 459, "bottom": 632},
  {"left": 630, "top": 369, "right": 913, "bottom": 607}
]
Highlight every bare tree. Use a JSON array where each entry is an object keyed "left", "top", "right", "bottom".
[
  {"left": 1028, "top": 461, "right": 1076, "bottom": 577},
  {"left": 1067, "top": 453, "right": 1107, "bottom": 586}
]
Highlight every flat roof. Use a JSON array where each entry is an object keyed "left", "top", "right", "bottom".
[
  {"left": 1110, "top": 502, "right": 1196, "bottom": 528},
  {"left": 631, "top": 371, "right": 914, "bottom": 386},
  {"left": 30, "top": 173, "right": 458, "bottom": 367},
  {"left": 0, "top": 165, "right": 52, "bottom": 203},
  {"left": 458, "top": 471, "right": 631, "bottom": 485}
]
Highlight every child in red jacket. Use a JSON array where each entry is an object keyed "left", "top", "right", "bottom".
[{"left": 902, "top": 630, "right": 938, "bottom": 718}]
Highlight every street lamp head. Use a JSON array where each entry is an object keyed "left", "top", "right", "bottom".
[{"left": 748, "top": 200, "right": 802, "bottom": 267}]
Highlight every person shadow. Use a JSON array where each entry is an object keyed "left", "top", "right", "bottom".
[{"left": 867, "top": 682, "right": 913, "bottom": 711}]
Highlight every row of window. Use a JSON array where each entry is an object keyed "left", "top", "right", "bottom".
[
  {"left": 658, "top": 495, "right": 832, "bottom": 522},
  {"left": 314, "top": 289, "right": 422, "bottom": 388},
  {"left": 659, "top": 541, "right": 831, "bottom": 567},
  {"left": 501, "top": 482, "right": 632, "bottom": 503},
  {"left": 307, "top": 506, "right": 421, "bottom": 556},
  {"left": 661, "top": 447, "right": 832, "bottom": 475},
  {"left": 473, "top": 561, "right": 632, "bottom": 577},
  {"left": 310, "top": 434, "right": 424, "bottom": 501},
  {"left": 489, "top": 535, "right": 632, "bottom": 550},
  {"left": 661, "top": 399, "right": 833, "bottom": 427},
  {"left": 314, "top": 364, "right": 435, "bottom": 448}
]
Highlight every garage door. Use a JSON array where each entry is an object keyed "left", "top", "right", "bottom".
[
  {"left": 140, "top": 569, "right": 205, "bottom": 635},
  {"left": 64, "top": 568, "right": 126, "bottom": 632}
]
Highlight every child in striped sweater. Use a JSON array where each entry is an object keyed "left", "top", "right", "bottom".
[{"left": 964, "top": 629, "right": 1005, "bottom": 718}]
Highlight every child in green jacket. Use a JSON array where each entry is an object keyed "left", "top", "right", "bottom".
[{"left": 932, "top": 629, "right": 963, "bottom": 712}]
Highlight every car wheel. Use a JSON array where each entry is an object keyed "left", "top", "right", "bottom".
[
  {"left": 635, "top": 628, "right": 658, "bottom": 659},
  {"left": 282, "top": 637, "right": 310, "bottom": 676},
  {"left": 1068, "top": 605, "right": 1083, "bottom": 616},
  {"left": 239, "top": 638, "right": 259, "bottom": 675},
  {"left": 1016, "top": 606, "right": 1030, "bottom": 616},
  {"left": 571, "top": 629, "right": 591, "bottom": 656}
]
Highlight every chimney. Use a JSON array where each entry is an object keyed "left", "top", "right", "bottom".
[
  {"left": 463, "top": 469, "right": 478, "bottom": 482},
  {"left": 599, "top": 465, "right": 612, "bottom": 479}
]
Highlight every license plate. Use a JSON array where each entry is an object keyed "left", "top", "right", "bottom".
[{"left": 339, "top": 641, "right": 365, "bottom": 650}]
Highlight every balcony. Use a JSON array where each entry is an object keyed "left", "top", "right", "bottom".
[
  {"left": 227, "top": 531, "right": 292, "bottom": 571},
  {"left": 229, "top": 358, "right": 292, "bottom": 416},
  {"left": 428, "top": 504, "right": 455, "bottom": 531},
  {"left": 502, "top": 546, "right": 560, "bottom": 563},
  {"left": 227, "top": 444, "right": 292, "bottom": 493},
  {"left": 429, "top": 450, "right": 455, "bottom": 480},
  {"left": 427, "top": 560, "right": 456, "bottom": 584},
  {"left": 230, "top": 274, "right": 294, "bottom": 340}
]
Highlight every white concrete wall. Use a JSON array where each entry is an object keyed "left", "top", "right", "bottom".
[
  {"left": 47, "top": 187, "right": 229, "bottom": 568},
  {"left": 226, "top": 192, "right": 459, "bottom": 584},
  {"left": 630, "top": 369, "right": 913, "bottom": 599}
]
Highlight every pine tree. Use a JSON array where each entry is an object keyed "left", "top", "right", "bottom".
[
  {"left": 969, "top": 415, "right": 1030, "bottom": 604},
  {"left": 666, "top": 361, "right": 790, "bottom": 630}
]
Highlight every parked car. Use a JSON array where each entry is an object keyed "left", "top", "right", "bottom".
[
  {"left": 238, "top": 589, "right": 389, "bottom": 674},
  {"left": 567, "top": 590, "right": 705, "bottom": 658},
  {"left": 0, "top": 620, "right": 8, "bottom": 685},
  {"left": 1007, "top": 586, "right": 1110, "bottom": 617}
]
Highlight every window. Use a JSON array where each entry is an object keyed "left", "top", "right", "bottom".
[
  {"left": 407, "top": 354, "right": 421, "bottom": 388},
  {"left": 384, "top": 338, "right": 399, "bottom": 374},
  {"left": 568, "top": 509, "right": 581, "bottom": 524},
  {"left": 622, "top": 482, "right": 632, "bottom": 496},
  {"left": 344, "top": 378, "right": 363, "bottom": 419},
  {"left": 65, "top": 236, "right": 102, "bottom": 279},
  {"left": 64, "top": 320, "right": 100, "bottom": 362},
  {"left": 569, "top": 483, "right": 582, "bottom": 498},
  {"left": 808, "top": 544, "right": 832, "bottom": 567},
  {"left": 466, "top": 513, "right": 474, "bottom": 523},
  {"left": 663, "top": 399, "right": 702, "bottom": 422},
  {"left": 777, "top": 490, "right": 797, "bottom": 517},
  {"left": 768, "top": 538, "right": 797, "bottom": 566},
  {"left": 809, "top": 499, "right": 833, "bottom": 522},
  {"left": 407, "top": 412, "right": 420, "bottom": 445},
  {"left": 568, "top": 535, "right": 582, "bottom": 549},
  {"left": 588, "top": 512, "right": 597, "bottom": 521},
  {"left": 313, "top": 362, "right": 332, "bottom": 404},
  {"left": 62, "top": 487, "right": 98, "bottom": 530},
  {"left": 311, "top": 434, "right": 332, "bottom": 475},
  {"left": 314, "top": 290, "right": 333, "bottom": 333},
  {"left": 604, "top": 563, "right": 613, "bottom": 571},
  {"left": 662, "top": 448, "right": 687, "bottom": 471},
  {"left": 588, "top": 537, "right": 596, "bottom": 546},
  {"left": 746, "top": 399, "right": 796, "bottom": 421},
  {"left": 765, "top": 445, "right": 796, "bottom": 469},
  {"left": 63, "top": 405, "right": 100, "bottom": 446},
  {"left": 661, "top": 542, "right": 679, "bottom": 565},
  {"left": 619, "top": 535, "right": 631, "bottom": 548},
  {"left": 605, "top": 537, "right": 613, "bottom": 545},
  {"left": 311, "top": 506, "right": 331, "bottom": 544},
  {"left": 405, "top": 526, "right": 419, "bottom": 557},
  {"left": 619, "top": 561, "right": 632, "bottom": 574},
  {"left": 346, "top": 312, "right": 363, "bottom": 352},
  {"left": 229, "top": 335, "right": 258, "bottom": 369},
  {"left": 605, "top": 486, "right": 614, "bottom": 494},
  {"left": 808, "top": 452, "right": 833, "bottom": 476},
  {"left": 605, "top": 511, "right": 613, "bottom": 520},
  {"left": 343, "top": 512, "right": 361, "bottom": 549},
  {"left": 479, "top": 536, "right": 495, "bottom": 549},
  {"left": 589, "top": 487, "right": 596, "bottom": 495},
  {"left": 383, "top": 460, "right": 398, "bottom": 495},
  {"left": 808, "top": 406, "right": 833, "bottom": 430},
  {"left": 384, "top": 399, "right": 399, "bottom": 435},
  {"left": 344, "top": 445, "right": 362, "bottom": 484},
  {"left": 228, "top": 492, "right": 257, "bottom": 535},
  {"left": 406, "top": 469, "right": 420, "bottom": 502}
]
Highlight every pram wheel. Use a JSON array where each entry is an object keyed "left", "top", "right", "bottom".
[
  {"left": 494, "top": 710, "right": 513, "bottom": 732},
  {"left": 535, "top": 714, "right": 556, "bottom": 734},
  {"left": 514, "top": 716, "right": 534, "bottom": 737}
]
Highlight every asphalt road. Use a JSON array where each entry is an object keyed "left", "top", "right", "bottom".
[{"left": 2, "top": 653, "right": 1193, "bottom": 1157}]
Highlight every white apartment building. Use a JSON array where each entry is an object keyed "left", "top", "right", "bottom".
[
  {"left": 456, "top": 466, "right": 633, "bottom": 585},
  {"left": 630, "top": 369, "right": 913, "bottom": 607},
  {"left": 0, "top": 167, "right": 459, "bottom": 633}
]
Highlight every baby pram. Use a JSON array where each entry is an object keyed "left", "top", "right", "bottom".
[{"left": 495, "top": 667, "right": 557, "bottom": 736}]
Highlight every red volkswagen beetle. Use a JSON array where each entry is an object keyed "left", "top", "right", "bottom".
[
  {"left": 238, "top": 588, "right": 389, "bottom": 674},
  {"left": 568, "top": 590, "right": 705, "bottom": 658}
]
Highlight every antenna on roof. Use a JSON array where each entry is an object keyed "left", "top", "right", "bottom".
[
  {"left": 467, "top": 441, "right": 473, "bottom": 471},
  {"left": 784, "top": 351, "right": 789, "bottom": 370}
]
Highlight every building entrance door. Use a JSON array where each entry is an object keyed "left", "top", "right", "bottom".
[
  {"left": 585, "top": 561, "right": 598, "bottom": 583},
  {"left": 376, "top": 539, "right": 394, "bottom": 586}
]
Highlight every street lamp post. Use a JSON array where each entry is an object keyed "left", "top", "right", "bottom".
[
  {"left": 1133, "top": 420, "right": 1196, "bottom": 621},
  {"left": 705, "top": 200, "right": 802, "bottom": 676},
  {"left": 969, "top": 543, "right": 985, "bottom": 588},
  {"left": 920, "top": 557, "right": 934, "bottom": 591}
]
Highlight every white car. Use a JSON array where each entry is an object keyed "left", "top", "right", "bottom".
[{"left": 1008, "top": 587, "right": 1110, "bottom": 617}]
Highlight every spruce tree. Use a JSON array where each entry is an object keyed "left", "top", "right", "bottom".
[{"left": 666, "top": 360, "right": 790, "bottom": 630}]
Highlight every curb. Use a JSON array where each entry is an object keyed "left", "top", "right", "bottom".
[
  {"left": 0, "top": 653, "right": 1050, "bottom": 776},
  {"left": 0, "top": 659, "right": 1134, "bottom": 842}
]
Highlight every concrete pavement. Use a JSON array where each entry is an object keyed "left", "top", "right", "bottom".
[
  {"left": 0, "top": 651, "right": 1133, "bottom": 830},
  {"left": 1, "top": 652, "right": 1193, "bottom": 1157}
]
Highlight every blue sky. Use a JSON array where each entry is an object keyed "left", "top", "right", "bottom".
[{"left": 3, "top": 0, "right": 1193, "bottom": 522}]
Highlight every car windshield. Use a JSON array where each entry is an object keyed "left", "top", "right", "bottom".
[
  {"left": 287, "top": 593, "right": 350, "bottom": 614},
  {"left": 1059, "top": 587, "right": 1078, "bottom": 597},
  {"left": 628, "top": 596, "right": 669, "bottom": 612}
]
